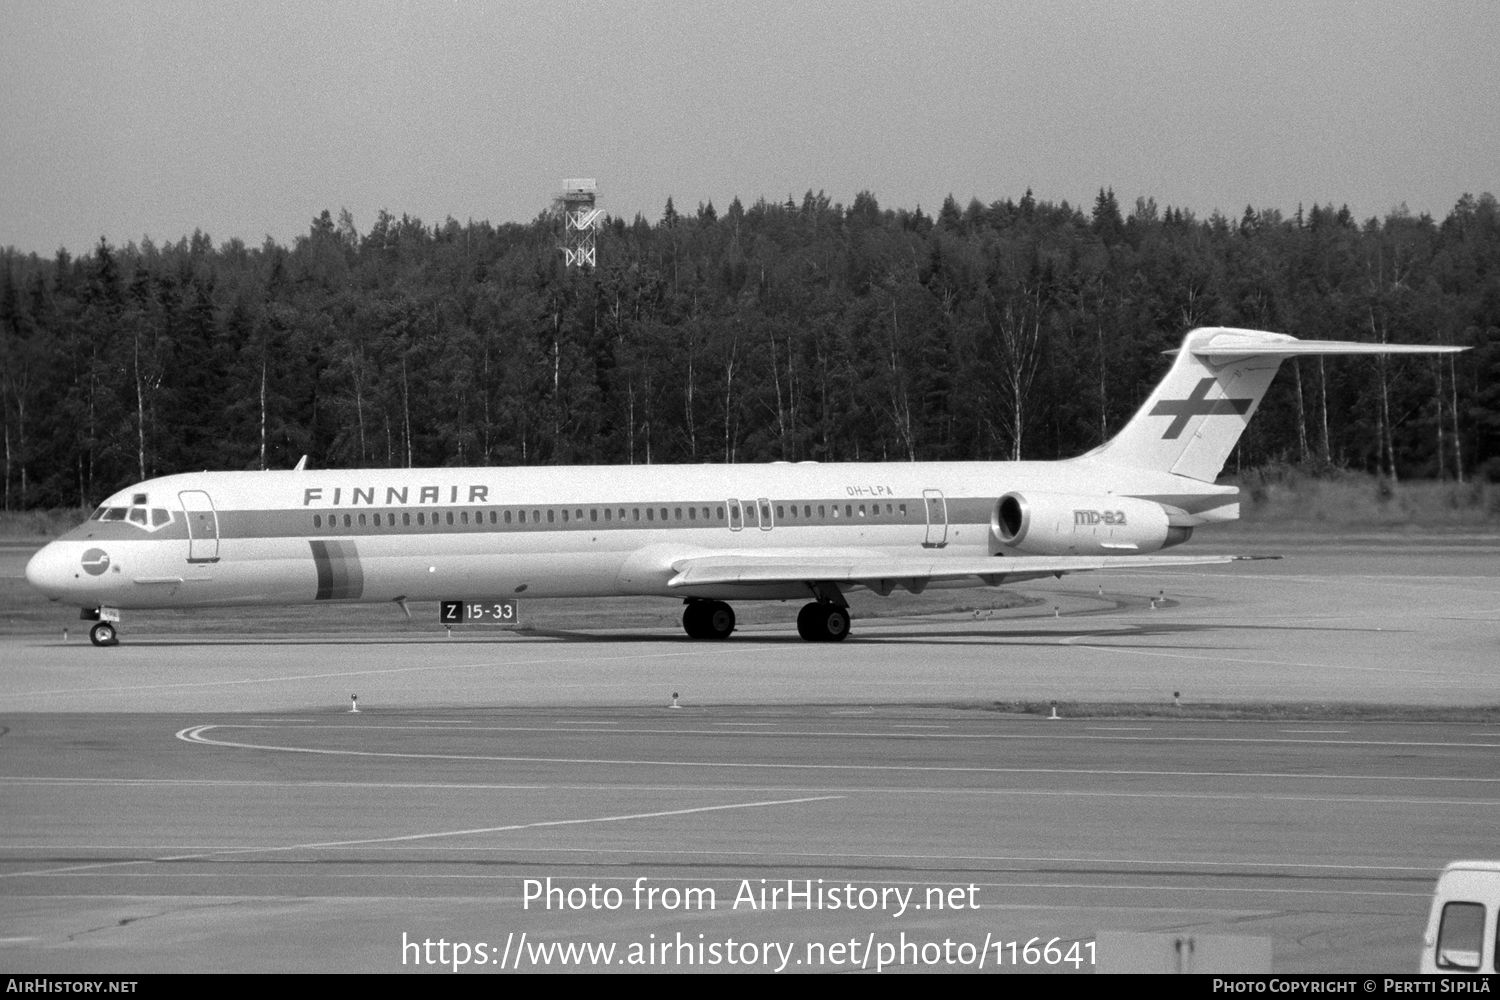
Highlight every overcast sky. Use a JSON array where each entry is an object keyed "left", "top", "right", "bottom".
[{"left": 2, "top": 1, "right": 1497, "bottom": 257}]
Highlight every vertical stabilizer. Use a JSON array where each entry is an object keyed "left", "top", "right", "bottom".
[{"left": 1088, "top": 327, "right": 1466, "bottom": 482}]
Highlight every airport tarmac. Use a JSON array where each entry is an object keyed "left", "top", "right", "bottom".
[
  {"left": 2, "top": 537, "right": 1498, "bottom": 711},
  {"left": 2, "top": 535, "right": 1498, "bottom": 973}
]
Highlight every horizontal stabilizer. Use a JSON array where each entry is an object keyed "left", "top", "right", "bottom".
[{"left": 1192, "top": 331, "right": 1466, "bottom": 363}]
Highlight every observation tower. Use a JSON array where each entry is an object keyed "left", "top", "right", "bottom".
[{"left": 560, "top": 178, "right": 601, "bottom": 268}]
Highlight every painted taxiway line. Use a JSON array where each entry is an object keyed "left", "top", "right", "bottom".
[
  {"left": 0, "top": 793, "right": 844, "bottom": 881},
  {"left": 180, "top": 720, "right": 1500, "bottom": 750},
  {"left": 173, "top": 725, "right": 1500, "bottom": 786}
]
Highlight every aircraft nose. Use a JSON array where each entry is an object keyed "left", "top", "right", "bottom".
[{"left": 24, "top": 542, "right": 74, "bottom": 600}]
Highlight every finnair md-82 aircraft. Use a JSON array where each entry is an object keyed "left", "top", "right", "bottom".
[{"left": 26, "top": 327, "right": 1462, "bottom": 646}]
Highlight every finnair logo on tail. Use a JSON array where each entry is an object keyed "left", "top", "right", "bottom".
[{"left": 1149, "top": 378, "right": 1253, "bottom": 439}]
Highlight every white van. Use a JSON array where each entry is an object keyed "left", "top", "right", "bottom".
[{"left": 1421, "top": 861, "right": 1500, "bottom": 973}]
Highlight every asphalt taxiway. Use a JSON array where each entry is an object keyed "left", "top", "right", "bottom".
[
  {"left": 2, "top": 708, "right": 1494, "bottom": 973},
  {"left": 2, "top": 535, "right": 1497, "bottom": 973}
]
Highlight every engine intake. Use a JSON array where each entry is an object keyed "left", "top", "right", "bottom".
[{"left": 993, "top": 491, "right": 1187, "bottom": 555}]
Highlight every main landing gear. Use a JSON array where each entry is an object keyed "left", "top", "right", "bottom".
[
  {"left": 681, "top": 598, "right": 853, "bottom": 642},
  {"left": 89, "top": 622, "right": 119, "bottom": 647},
  {"left": 797, "top": 602, "right": 851, "bottom": 642},
  {"left": 682, "top": 600, "right": 736, "bottom": 640}
]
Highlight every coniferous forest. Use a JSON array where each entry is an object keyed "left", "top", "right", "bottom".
[{"left": 2, "top": 188, "right": 1499, "bottom": 511}]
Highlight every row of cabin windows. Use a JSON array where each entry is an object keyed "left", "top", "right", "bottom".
[{"left": 309, "top": 502, "right": 912, "bottom": 531}]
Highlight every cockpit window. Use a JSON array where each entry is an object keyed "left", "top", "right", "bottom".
[{"left": 93, "top": 504, "right": 173, "bottom": 531}]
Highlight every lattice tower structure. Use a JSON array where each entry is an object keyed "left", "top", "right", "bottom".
[{"left": 561, "top": 178, "right": 600, "bottom": 268}]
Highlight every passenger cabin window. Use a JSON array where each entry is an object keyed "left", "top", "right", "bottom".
[
  {"left": 603, "top": 509, "right": 611, "bottom": 521},
  {"left": 1436, "top": 901, "right": 1486, "bottom": 970},
  {"left": 404, "top": 513, "right": 411, "bottom": 526},
  {"left": 314, "top": 514, "right": 323, "bottom": 528},
  {"left": 590, "top": 509, "right": 598, "bottom": 522}
]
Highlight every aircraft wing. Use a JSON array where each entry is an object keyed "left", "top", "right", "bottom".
[{"left": 666, "top": 552, "right": 1260, "bottom": 591}]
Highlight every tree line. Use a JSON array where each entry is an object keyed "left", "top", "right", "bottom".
[{"left": 2, "top": 188, "right": 1498, "bottom": 510}]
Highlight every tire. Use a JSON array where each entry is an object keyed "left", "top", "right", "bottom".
[
  {"left": 90, "top": 622, "right": 118, "bottom": 647},
  {"left": 705, "top": 602, "right": 735, "bottom": 639},
  {"left": 797, "top": 603, "right": 851, "bottom": 642},
  {"left": 682, "top": 603, "right": 707, "bottom": 639},
  {"left": 796, "top": 603, "right": 822, "bottom": 641},
  {"left": 822, "top": 606, "right": 851, "bottom": 642}
]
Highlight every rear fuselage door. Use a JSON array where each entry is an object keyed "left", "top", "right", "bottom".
[
  {"left": 179, "top": 490, "right": 220, "bottom": 563},
  {"left": 923, "top": 488, "right": 948, "bottom": 548},
  {"left": 756, "top": 498, "right": 774, "bottom": 531}
]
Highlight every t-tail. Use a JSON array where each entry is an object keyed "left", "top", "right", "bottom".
[{"left": 1086, "top": 327, "right": 1466, "bottom": 482}]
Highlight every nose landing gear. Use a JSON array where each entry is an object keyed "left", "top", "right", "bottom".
[{"left": 82, "top": 607, "right": 122, "bottom": 646}]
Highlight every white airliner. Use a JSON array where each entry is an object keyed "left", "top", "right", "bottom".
[{"left": 25, "top": 327, "right": 1462, "bottom": 646}]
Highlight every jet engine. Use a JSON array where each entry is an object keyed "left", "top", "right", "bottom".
[{"left": 992, "top": 491, "right": 1190, "bottom": 555}]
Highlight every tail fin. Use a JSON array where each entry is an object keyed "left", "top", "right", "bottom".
[{"left": 1088, "top": 327, "right": 1466, "bottom": 482}]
